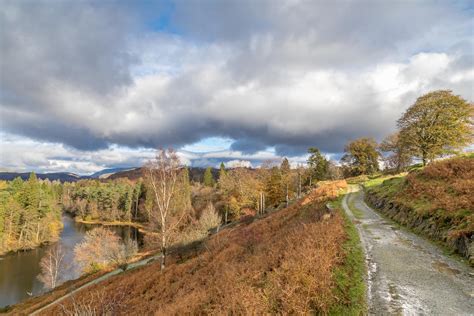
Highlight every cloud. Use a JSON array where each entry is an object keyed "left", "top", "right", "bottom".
[
  {"left": 0, "top": 133, "right": 296, "bottom": 174},
  {"left": 0, "top": 0, "right": 473, "bottom": 172}
]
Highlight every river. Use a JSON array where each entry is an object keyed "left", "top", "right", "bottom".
[{"left": 0, "top": 215, "right": 142, "bottom": 308}]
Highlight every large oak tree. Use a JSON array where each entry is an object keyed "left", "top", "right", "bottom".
[{"left": 398, "top": 90, "right": 473, "bottom": 165}]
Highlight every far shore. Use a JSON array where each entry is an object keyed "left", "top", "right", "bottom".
[{"left": 74, "top": 218, "right": 155, "bottom": 235}]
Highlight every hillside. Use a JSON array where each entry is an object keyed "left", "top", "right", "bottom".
[
  {"left": 110, "top": 167, "right": 221, "bottom": 182},
  {"left": 365, "top": 156, "right": 474, "bottom": 263},
  {"left": 11, "top": 181, "right": 365, "bottom": 315},
  {"left": 0, "top": 172, "right": 83, "bottom": 182}
]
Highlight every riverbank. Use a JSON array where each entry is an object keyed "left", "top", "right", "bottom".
[
  {"left": 0, "top": 221, "right": 63, "bottom": 257},
  {"left": 74, "top": 218, "right": 157, "bottom": 238},
  {"left": 74, "top": 218, "right": 144, "bottom": 229},
  {"left": 2, "top": 247, "right": 161, "bottom": 315}
]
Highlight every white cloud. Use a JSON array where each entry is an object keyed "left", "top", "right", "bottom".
[{"left": 0, "top": 0, "right": 472, "bottom": 172}]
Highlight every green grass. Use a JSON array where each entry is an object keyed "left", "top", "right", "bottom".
[
  {"left": 347, "top": 195, "right": 364, "bottom": 219},
  {"left": 329, "top": 195, "right": 367, "bottom": 315},
  {"left": 363, "top": 173, "right": 406, "bottom": 189}
]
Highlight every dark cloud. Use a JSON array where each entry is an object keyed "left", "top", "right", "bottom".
[
  {"left": 0, "top": 0, "right": 473, "bottom": 171},
  {"left": 230, "top": 139, "right": 267, "bottom": 154}
]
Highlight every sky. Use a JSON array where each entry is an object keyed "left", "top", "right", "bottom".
[{"left": 0, "top": 0, "right": 473, "bottom": 174}]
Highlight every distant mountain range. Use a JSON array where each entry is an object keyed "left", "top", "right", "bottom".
[
  {"left": 0, "top": 167, "right": 220, "bottom": 182},
  {"left": 89, "top": 167, "right": 136, "bottom": 179},
  {"left": 0, "top": 172, "right": 83, "bottom": 182},
  {"left": 0, "top": 167, "right": 137, "bottom": 182}
]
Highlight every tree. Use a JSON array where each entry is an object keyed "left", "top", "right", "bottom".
[
  {"left": 203, "top": 167, "right": 215, "bottom": 187},
  {"left": 379, "top": 132, "right": 412, "bottom": 172},
  {"left": 38, "top": 244, "right": 67, "bottom": 289},
  {"left": 280, "top": 158, "right": 291, "bottom": 207},
  {"left": 143, "top": 148, "right": 184, "bottom": 270},
  {"left": 218, "top": 162, "right": 226, "bottom": 183},
  {"left": 341, "top": 138, "right": 380, "bottom": 175},
  {"left": 218, "top": 168, "right": 263, "bottom": 219},
  {"left": 398, "top": 90, "right": 473, "bottom": 165},
  {"left": 74, "top": 227, "right": 121, "bottom": 273},
  {"left": 198, "top": 203, "right": 221, "bottom": 233},
  {"left": 109, "top": 238, "right": 138, "bottom": 271},
  {"left": 327, "top": 161, "right": 343, "bottom": 180},
  {"left": 265, "top": 167, "right": 284, "bottom": 207},
  {"left": 307, "top": 147, "right": 329, "bottom": 183}
]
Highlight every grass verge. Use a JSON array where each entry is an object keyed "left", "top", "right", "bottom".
[{"left": 329, "top": 195, "right": 367, "bottom": 315}]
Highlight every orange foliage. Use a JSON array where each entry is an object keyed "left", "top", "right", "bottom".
[
  {"left": 302, "top": 180, "right": 347, "bottom": 206},
  {"left": 402, "top": 157, "right": 474, "bottom": 214},
  {"left": 45, "top": 182, "right": 348, "bottom": 315}
]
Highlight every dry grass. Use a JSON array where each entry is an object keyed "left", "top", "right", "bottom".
[
  {"left": 404, "top": 157, "right": 474, "bottom": 215},
  {"left": 366, "top": 156, "right": 473, "bottom": 261},
  {"left": 39, "top": 181, "right": 353, "bottom": 315}
]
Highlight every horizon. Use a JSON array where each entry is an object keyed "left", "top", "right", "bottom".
[{"left": 1, "top": 0, "right": 473, "bottom": 174}]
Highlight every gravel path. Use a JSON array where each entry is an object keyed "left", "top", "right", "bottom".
[{"left": 342, "top": 185, "right": 474, "bottom": 315}]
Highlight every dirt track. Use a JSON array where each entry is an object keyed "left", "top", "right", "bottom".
[{"left": 343, "top": 186, "right": 474, "bottom": 315}]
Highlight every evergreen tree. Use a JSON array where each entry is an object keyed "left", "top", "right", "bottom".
[
  {"left": 265, "top": 167, "right": 284, "bottom": 207},
  {"left": 203, "top": 167, "right": 215, "bottom": 187},
  {"left": 280, "top": 157, "right": 290, "bottom": 174},
  {"left": 307, "top": 147, "right": 329, "bottom": 182},
  {"left": 177, "top": 167, "right": 192, "bottom": 210},
  {"left": 219, "top": 162, "right": 226, "bottom": 180},
  {"left": 280, "top": 158, "right": 291, "bottom": 206}
]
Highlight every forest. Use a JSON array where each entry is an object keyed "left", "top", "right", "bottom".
[{"left": 0, "top": 173, "right": 62, "bottom": 254}]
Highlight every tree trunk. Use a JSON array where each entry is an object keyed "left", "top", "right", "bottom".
[
  {"left": 36, "top": 222, "right": 40, "bottom": 243},
  {"left": 160, "top": 246, "right": 166, "bottom": 270},
  {"left": 161, "top": 221, "right": 166, "bottom": 270}
]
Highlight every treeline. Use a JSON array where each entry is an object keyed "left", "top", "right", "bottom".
[
  {"left": 62, "top": 179, "right": 144, "bottom": 222},
  {"left": 340, "top": 90, "right": 472, "bottom": 176},
  {"left": 0, "top": 173, "right": 62, "bottom": 254},
  {"left": 216, "top": 152, "right": 341, "bottom": 222}
]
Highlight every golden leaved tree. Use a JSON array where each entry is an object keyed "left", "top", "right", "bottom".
[{"left": 398, "top": 90, "right": 473, "bottom": 165}]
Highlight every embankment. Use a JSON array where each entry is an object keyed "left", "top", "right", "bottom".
[{"left": 365, "top": 156, "right": 473, "bottom": 264}]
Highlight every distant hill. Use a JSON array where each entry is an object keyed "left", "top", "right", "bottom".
[
  {"left": 0, "top": 167, "right": 224, "bottom": 183},
  {"left": 0, "top": 172, "right": 84, "bottom": 182},
  {"left": 109, "top": 167, "right": 220, "bottom": 182},
  {"left": 90, "top": 167, "right": 136, "bottom": 179}
]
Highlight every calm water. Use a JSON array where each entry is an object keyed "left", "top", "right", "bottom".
[{"left": 0, "top": 215, "right": 142, "bottom": 308}]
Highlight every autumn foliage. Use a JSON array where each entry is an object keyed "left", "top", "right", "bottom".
[
  {"left": 404, "top": 157, "right": 474, "bottom": 215},
  {"left": 366, "top": 156, "right": 473, "bottom": 261},
  {"left": 45, "top": 181, "right": 351, "bottom": 315}
]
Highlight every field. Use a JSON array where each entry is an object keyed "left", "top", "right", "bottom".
[{"left": 20, "top": 181, "right": 366, "bottom": 315}]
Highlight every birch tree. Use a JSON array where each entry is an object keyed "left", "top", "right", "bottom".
[
  {"left": 38, "top": 244, "right": 67, "bottom": 289},
  {"left": 143, "top": 148, "right": 184, "bottom": 270}
]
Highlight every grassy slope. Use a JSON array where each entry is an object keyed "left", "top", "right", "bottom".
[
  {"left": 17, "top": 181, "right": 366, "bottom": 315},
  {"left": 364, "top": 155, "right": 473, "bottom": 263}
]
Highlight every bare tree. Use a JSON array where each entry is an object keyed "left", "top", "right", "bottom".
[
  {"left": 74, "top": 227, "right": 121, "bottom": 273},
  {"left": 143, "top": 148, "right": 184, "bottom": 270},
  {"left": 60, "top": 289, "right": 126, "bottom": 316},
  {"left": 199, "top": 203, "right": 221, "bottom": 233},
  {"left": 109, "top": 238, "right": 138, "bottom": 271},
  {"left": 37, "top": 244, "right": 67, "bottom": 289}
]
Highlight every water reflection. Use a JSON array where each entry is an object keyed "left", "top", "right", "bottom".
[{"left": 0, "top": 215, "right": 142, "bottom": 308}]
